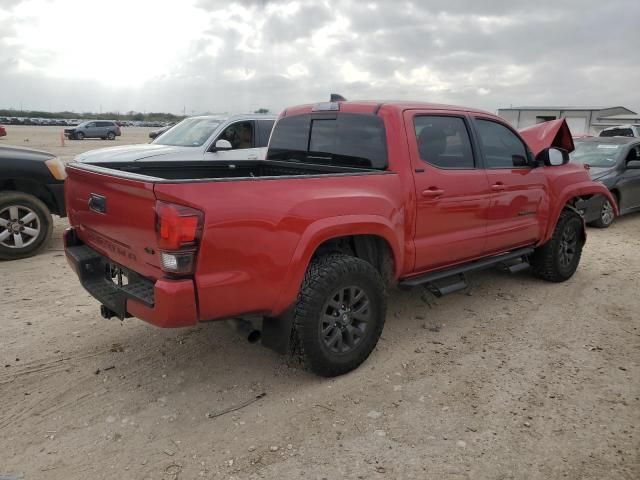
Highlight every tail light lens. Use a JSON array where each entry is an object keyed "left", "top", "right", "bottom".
[{"left": 155, "top": 201, "right": 203, "bottom": 274}]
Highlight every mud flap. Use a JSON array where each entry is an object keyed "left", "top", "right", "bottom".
[{"left": 261, "top": 308, "right": 295, "bottom": 355}]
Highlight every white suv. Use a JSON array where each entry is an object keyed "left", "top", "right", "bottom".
[
  {"left": 599, "top": 124, "right": 640, "bottom": 138},
  {"left": 75, "top": 114, "right": 276, "bottom": 163}
]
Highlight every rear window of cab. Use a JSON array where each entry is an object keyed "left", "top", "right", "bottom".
[{"left": 267, "top": 113, "right": 388, "bottom": 169}]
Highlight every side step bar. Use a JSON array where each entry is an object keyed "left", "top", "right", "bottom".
[{"left": 400, "top": 247, "right": 535, "bottom": 291}]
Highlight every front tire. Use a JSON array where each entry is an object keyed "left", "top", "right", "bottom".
[
  {"left": 75, "top": 131, "right": 84, "bottom": 140},
  {"left": 0, "top": 192, "right": 53, "bottom": 260},
  {"left": 531, "top": 209, "right": 584, "bottom": 282},
  {"left": 294, "top": 254, "right": 386, "bottom": 377}
]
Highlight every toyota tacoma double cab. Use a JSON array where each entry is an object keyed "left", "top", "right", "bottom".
[{"left": 63, "top": 100, "right": 616, "bottom": 376}]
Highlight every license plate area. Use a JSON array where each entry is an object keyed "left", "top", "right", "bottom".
[{"left": 107, "top": 264, "right": 130, "bottom": 287}]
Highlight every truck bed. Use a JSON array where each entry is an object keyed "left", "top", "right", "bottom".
[{"left": 72, "top": 159, "right": 380, "bottom": 182}]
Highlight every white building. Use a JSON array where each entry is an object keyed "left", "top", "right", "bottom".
[{"left": 497, "top": 106, "right": 638, "bottom": 136}]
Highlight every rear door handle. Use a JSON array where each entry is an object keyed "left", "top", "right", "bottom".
[
  {"left": 421, "top": 188, "right": 445, "bottom": 198},
  {"left": 491, "top": 183, "right": 506, "bottom": 192}
]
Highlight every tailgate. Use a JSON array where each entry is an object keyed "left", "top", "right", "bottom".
[{"left": 65, "top": 164, "right": 162, "bottom": 279}]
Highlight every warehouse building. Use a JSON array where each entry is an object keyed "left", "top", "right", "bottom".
[{"left": 497, "top": 106, "right": 638, "bottom": 136}]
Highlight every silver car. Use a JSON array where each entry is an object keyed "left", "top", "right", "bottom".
[{"left": 75, "top": 114, "right": 276, "bottom": 163}]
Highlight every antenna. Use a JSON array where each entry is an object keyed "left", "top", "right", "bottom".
[{"left": 330, "top": 93, "right": 347, "bottom": 102}]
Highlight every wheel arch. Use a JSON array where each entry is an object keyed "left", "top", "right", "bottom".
[
  {"left": 610, "top": 188, "right": 620, "bottom": 207},
  {"left": 0, "top": 179, "right": 56, "bottom": 215},
  {"left": 271, "top": 216, "right": 403, "bottom": 316},
  {"left": 542, "top": 182, "right": 617, "bottom": 245}
]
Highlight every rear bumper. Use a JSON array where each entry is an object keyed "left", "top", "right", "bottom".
[{"left": 64, "top": 229, "right": 198, "bottom": 328}]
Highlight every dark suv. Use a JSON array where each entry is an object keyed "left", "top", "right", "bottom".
[{"left": 64, "top": 121, "right": 121, "bottom": 140}]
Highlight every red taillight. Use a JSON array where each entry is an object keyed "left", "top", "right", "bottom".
[
  {"left": 155, "top": 201, "right": 203, "bottom": 274},
  {"left": 156, "top": 201, "right": 203, "bottom": 250}
]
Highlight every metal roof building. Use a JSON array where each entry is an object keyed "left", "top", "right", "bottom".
[{"left": 497, "top": 106, "right": 638, "bottom": 136}]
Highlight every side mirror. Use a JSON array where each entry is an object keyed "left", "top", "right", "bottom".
[
  {"left": 537, "top": 147, "right": 569, "bottom": 166},
  {"left": 213, "top": 139, "right": 232, "bottom": 151},
  {"left": 627, "top": 160, "right": 640, "bottom": 170}
]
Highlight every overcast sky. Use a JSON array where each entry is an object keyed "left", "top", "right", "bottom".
[{"left": 1, "top": 0, "right": 638, "bottom": 115}]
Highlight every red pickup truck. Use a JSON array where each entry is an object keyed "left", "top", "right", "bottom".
[{"left": 64, "top": 100, "right": 616, "bottom": 376}]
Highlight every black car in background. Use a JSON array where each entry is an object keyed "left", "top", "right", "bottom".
[
  {"left": 570, "top": 137, "right": 640, "bottom": 227},
  {"left": 0, "top": 145, "right": 66, "bottom": 260},
  {"left": 148, "top": 124, "right": 173, "bottom": 140}
]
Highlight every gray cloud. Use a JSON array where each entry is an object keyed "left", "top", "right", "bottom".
[{"left": 0, "top": 0, "right": 638, "bottom": 115}]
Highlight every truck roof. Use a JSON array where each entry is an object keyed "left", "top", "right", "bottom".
[{"left": 283, "top": 100, "right": 496, "bottom": 118}]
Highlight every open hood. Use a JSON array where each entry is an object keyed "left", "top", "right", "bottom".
[{"left": 518, "top": 119, "right": 575, "bottom": 156}]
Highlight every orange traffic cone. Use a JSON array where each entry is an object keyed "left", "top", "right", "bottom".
[{"left": 60, "top": 131, "right": 65, "bottom": 147}]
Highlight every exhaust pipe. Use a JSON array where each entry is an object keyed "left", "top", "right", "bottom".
[{"left": 227, "top": 318, "right": 261, "bottom": 344}]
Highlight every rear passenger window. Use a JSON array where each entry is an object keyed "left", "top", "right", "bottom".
[
  {"left": 308, "top": 114, "right": 387, "bottom": 168},
  {"left": 268, "top": 113, "right": 388, "bottom": 169},
  {"left": 475, "top": 119, "right": 528, "bottom": 168},
  {"left": 414, "top": 116, "right": 474, "bottom": 168}
]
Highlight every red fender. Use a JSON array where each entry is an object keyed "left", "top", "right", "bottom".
[
  {"left": 271, "top": 215, "right": 404, "bottom": 315},
  {"left": 542, "top": 181, "right": 618, "bottom": 245}
]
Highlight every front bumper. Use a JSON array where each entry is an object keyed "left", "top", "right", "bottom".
[
  {"left": 579, "top": 195, "right": 607, "bottom": 224},
  {"left": 64, "top": 229, "right": 198, "bottom": 328},
  {"left": 47, "top": 182, "right": 66, "bottom": 217}
]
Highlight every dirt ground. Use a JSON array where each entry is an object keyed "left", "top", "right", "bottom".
[{"left": 0, "top": 128, "right": 639, "bottom": 479}]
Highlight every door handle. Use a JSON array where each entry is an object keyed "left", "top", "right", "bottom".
[
  {"left": 421, "top": 188, "right": 444, "bottom": 198},
  {"left": 491, "top": 183, "right": 506, "bottom": 192}
]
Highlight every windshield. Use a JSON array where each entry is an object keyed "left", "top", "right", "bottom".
[
  {"left": 570, "top": 142, "right": 622, "bottom": 168},
  {"left": 153, "top": 118, "right": 222, "bottom": 147}
]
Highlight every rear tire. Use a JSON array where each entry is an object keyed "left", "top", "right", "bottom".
[
  {"left": 107, "top": 131, "right": 116, "bottom": 140},
  {"left": 0, "top": 191, "right": 53, "bottom": 260},
  {"left": 293, "top": 254, "right": 386, "bottom": 377},
  {"left": 531, "top": 209, "right": 584, "bottom": 282},
  {"left": 588, "top": 196, "right": 615, "bottom": 229}
]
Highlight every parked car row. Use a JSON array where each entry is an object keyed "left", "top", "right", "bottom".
[
  {"left": 0, "top": 117, "right": 175, "bottom": 128},
  {"left": 0, "top": 117, "right": 84, "bottom": 126}
]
